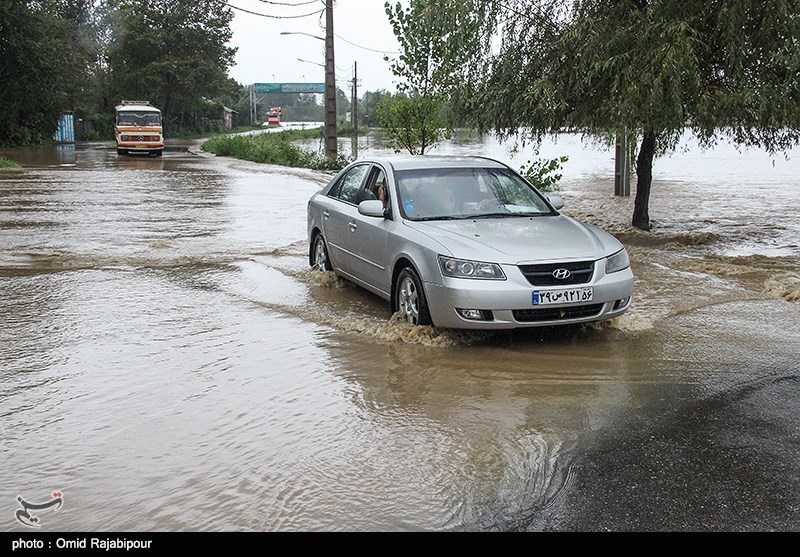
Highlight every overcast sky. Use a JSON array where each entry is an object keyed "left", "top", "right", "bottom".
[{"left": 226, "top": 0, "right": 402, "bottom": 93}]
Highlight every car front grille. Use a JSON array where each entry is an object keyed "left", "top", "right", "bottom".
[
  {"left": 512, "top": 303, "right": 604, "bottom": 322},
  {"left": 518, "top": 260, "right": 595, "bottom": 286}
]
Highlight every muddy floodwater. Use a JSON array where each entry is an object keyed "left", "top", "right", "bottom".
[{"left": 1, "top": 134, "right": 799, "bottom": 531}]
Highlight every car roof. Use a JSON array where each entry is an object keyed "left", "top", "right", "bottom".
[{"left": 362, "top": 155, "right": 509, "bottom": 172}]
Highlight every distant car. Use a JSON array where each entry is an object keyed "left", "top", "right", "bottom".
[{"left": 307, "top": 156, "right": 633, "bottom": 329}]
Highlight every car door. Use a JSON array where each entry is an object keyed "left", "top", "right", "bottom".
[
  {"left": 348, "top": 165, "right": 393, "bottom": 295},
  {"left": 321, "top": 163, "right": 370, "bottom": 277}
]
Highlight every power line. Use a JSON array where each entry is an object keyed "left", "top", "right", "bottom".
[
  {"left": 254, "top": 0, "right": 320, "bottom": 5},
  {"left": 219, "top": 1, "right": 324, "bottom": 18},
  {"left": 334, "top": 33, "right": 400, "bottom": 54}
]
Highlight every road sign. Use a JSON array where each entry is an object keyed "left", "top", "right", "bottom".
[
  {"left": 253, "top": 83, "right": 281, "bottom": 93},
  {"left": 280, "top": 83, "right": 325, "bottom": 93},
  {"left": 253, "top": 83, "right": 325, "bottom": 94}
]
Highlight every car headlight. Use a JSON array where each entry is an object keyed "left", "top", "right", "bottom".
[
  {"left": 438, "top": 256, "right": 506, "bottom": 280},
  {"left": 605, "top": 248, "right": 630, "bottom": 273}
]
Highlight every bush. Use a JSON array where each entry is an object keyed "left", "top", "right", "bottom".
[
  {"left": 0, "top": 156, "right": 20, "bottom": 168},
  {"left": 518, "top": 156, "right": 569, "bottom": 192},
  {"left": 201, "top": 129, "right": 351, "bottom": 171}
]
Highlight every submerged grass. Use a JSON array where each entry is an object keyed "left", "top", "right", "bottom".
[
  {"left": 0, "top": 156, "right": 20, "bottom": 168},
  {"left": 201, "top": 128, "right": 350, "bottom": 171}
]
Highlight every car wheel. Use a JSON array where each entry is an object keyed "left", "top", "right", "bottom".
[
  {"left": 117, "top": 149, "right": 127, "bottom": 155},
  {"left": 395, "top": 267, "right": 432, "bottom": 326},
  {"left": 313, "top": 234, "right": 331, "bottom": 272}
]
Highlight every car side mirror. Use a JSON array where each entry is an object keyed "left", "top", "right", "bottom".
[
  {"left": 546, "top": 195, "right": 564, "bottom": 210},
  {"left": 358, "top": 199, "right": 387, "bottom": 218}
]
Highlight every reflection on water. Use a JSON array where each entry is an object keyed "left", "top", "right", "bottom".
[
  {"left": 0, "top": 137, "right": 798, "bottom": 531},
  {"left": 55, "top": 144, "right": 76, "bottom": 166}
]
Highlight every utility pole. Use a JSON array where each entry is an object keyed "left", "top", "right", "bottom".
[
  {"left": 249, "top": 86, "right": 255, "bottom": 126},
  {"left": 324, "top": 0, "right": 337, "bottom": 160},
  {"left": 350, "top": 61, "right": 358, "bottom": 159},
  {"left": 614, "top": 132, "right": 630, "bottom": 196}
]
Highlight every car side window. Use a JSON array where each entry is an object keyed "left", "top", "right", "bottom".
[
  {"left": 359, "top": 167, "right": 388, "bottom": 202},
  {"left": 329, "top": 165, "right": 369, "bottom": 204}
]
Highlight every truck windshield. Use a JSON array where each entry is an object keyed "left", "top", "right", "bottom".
[{"left": 118, "top": 112, "right": 161, "bottom": 126}]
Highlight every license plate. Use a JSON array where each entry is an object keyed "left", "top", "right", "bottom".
[
  {"left": 136, "top": 144, "right": 147, "bottom": 149},
  {"left": 533, "top": 287, "right": 593, "bottom": 305}
]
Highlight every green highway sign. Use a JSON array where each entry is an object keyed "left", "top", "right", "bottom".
[
  {"left": 253, "top": 83, "right": 281, "bottom": 93},
  {"left": 281, "top": 83, "right": 325, "bottom": 93},
  {"left": 253, "top": 82, "right": 325, "bottom": 94}
]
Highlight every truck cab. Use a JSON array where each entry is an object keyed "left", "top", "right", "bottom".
[{"left": 114, "top": 101, "right": 164, "bottom": 156}]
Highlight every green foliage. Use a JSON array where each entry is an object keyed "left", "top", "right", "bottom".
[
  {"left": 384, "top": 0, "right": 481, "bottom": 97},
  {"left": 0, "top": 0, "right": 238, "bottom": 144},
  {"left": 82, "top": 111, "right": 115, "bottom": 140},
  {"left": 383, "top": 0, "right": 477, "bottom": 153},
  {"left": 337, "top": 122, "right": 358, "bottom": 137},
  {"left": 429, "top": 0, "right": 800, "bottom": 229},
  {"left": 255, "top": 92, "right": 324, "bottom": 123},
  {"left": 518, "top": 156, "right": 569, "bottom": 193},
  {"left": 106, "top": 0, "right": 237, "bottom": 134},
  {"left": 377, "top": 94, "right": 451, "bottom": 155},
  {"left": 0, "top": 157, "right": 21, "bottom": 169},
  {"left": 0, "top": 0, "right": 93, "bottom": 145},
  {"left": 201, "top": 130, "right": 351, "bottom": 171},
  {"left": 359, "top": 90, "right": 394, "bottom": 127}
]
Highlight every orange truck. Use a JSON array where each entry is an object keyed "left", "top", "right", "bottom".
[{"left": 114, "top": 101, "right": 164, "bottom": 156}]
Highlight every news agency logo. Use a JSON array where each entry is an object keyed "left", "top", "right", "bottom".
[{"left": 14, "top": 491, "right": 63, "bottom": 528}]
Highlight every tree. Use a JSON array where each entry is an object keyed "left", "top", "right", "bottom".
[
  {"left": 289, "top": 93, "right": 323, "bottom": 122},
  {"left": 377, "top": 93, "right": 449, "bottom": 154},
  {"left": 382, "top": 0, "right": 472, "bottom": 153},
  {"left": 336, "top": 87, "right": 351, "bottom": 122},
  {"left": 258, "top": 92, "right": 324, "bottom": 122},
  {"left": 427, "top": 0, "right": 800, "bottom": 230},
  {"left": 0, "top": 0, "right": 94, "bottom": 145},
  {"left": 106, "top": 0, "right": 236, "bottom": 133},
  {"left": 360, "top": 89, "right": 394, "bottom": 127}
]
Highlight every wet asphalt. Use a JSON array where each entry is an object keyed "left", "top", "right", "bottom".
[{"left": 522, "top": 371, "right": 800, "bottom": 531}]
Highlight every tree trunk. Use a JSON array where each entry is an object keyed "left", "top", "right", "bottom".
[{"left": 632, "top": 131, "right": 656, "bottom": 231}]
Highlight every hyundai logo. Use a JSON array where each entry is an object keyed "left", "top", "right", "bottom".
[{"left": 552, "top": 268, "right": 571, "bottom": 280}]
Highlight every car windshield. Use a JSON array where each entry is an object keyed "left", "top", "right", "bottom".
[{"left": 395, "top": 167, "right": 555, "bottom": 221}]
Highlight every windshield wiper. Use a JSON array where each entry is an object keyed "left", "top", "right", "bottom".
[
  {"left": 414, "top": 215, "right": 466, "bottom": 221},
  {"left": 470, "top": 212, "right": 518, "bottom": 219}
]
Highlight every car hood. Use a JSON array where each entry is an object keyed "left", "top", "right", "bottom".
[{"left": 405, "top": 215, "right": 623, "bottom": 264}]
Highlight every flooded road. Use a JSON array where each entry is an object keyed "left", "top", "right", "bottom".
[{"left": 1, "top": 136, "right": 799, "bottom": 531}]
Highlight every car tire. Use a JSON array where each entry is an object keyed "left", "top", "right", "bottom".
[
  {"left": 312, "top": 234, "right": 331, "bottom": 272},
  {"left": 395, "top": 267, "right": 432, "bottom": 326}
]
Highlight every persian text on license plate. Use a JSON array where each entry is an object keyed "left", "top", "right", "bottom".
[{"left": 532, "top": 287, "right": 593, "bottom": 305}]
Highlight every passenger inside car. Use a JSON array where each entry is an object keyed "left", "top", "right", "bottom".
[
  {"left": 376, "top": 177, "right": 389, "bottom": 209},
  {"left": 409, "top": 187, "right": 437, "bottom": 217},
  {"left": 362, "top": 172, "right": 390, "bottom": 210},
  {"left": 441, "top": 186, "right": 459, "bottom": 214}
]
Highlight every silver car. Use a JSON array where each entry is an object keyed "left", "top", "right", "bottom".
[{"left": 307, "top": 156, "right": 633, "bottom": 329}]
